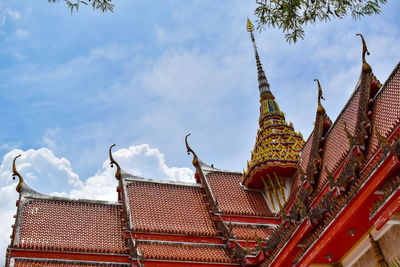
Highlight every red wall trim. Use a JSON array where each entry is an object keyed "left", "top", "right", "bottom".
[
  {"left": 297, "top": 152, "right": 400, "bottom": 266},
  {"left": 9, "top": 249, "right": 130, "bottom": 263},
  {"left": 141, "top": 260, "right": 240, "bottom": 266},
  {"left": 372, "top": 187, "right": 400, "bottom": 230}
]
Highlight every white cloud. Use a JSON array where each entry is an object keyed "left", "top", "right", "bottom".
[
  {"left": 0, "top": 184, "right": 18, "bottom": 266},
  {"left": 6, "top": 8, "right": 21, "bottom": 21},
  {"left": 155, "top": 25, "right": 196, "bottom": 45},
  {"left": 69, "top": 144, "right": 194, "bottom": 200},
  {"left": 0, "top": 148, "right": 82, "bottom": 192},
  {"left": 42, "top": 128, "right": 62, "bottom": 152},
  {"left": 14, "top": 28, "right": 27, "bottom": 38},
  {"left": 1, "top": 8, "right": 21, "bottom": 27}
]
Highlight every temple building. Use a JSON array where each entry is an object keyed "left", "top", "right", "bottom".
[{"left": 5, "top": 19, "right": 400, "bottom": 266}]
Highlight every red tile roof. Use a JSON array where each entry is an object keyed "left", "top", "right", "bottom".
[
  {"left": 127, "top": 181, "right": 218, "bottom": 236},
  {"left": 205, "top": 171, "right": 273, "bottom": 216},
  {"left": 315, "top": 88, "right": 361, "bottom": 191},
  {"left": 367, "top": 64, "right": 400, "bottom": 159},
  {"left": 13, "top": 259, "right": 128, "bottom": 266},
  {"left": 299, "top": 130, "right": 314, "bottom": 172},
  {"left": 230, "top": 224, "right": 274, "bottom": 240},
  {"left": 137, "top": 241, "right": 235, "bottom": 263},
  {"left": 17, "top": 199, "right": 125, "bottom": 253}
]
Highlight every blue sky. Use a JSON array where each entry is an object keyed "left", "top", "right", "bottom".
[{"left": 0, "top": 0, "right": 399, "bottom": 264}]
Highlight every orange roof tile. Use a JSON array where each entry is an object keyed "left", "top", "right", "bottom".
[
  {"left": 230, "top": 224, "right": 274, "bottom": 240},
  {"left": 205, "top": 171, "right": 273, "bottom": 216},
  {"left": 126, "top": 181, "right": 218, "bottom": 236},
  {"left": 137, "top": 241, "right": 235, "bottom": 263},
  {"left": 367, "top": 64, "right": 400, "bottom": 159},
  {"left": 17, "top": 199, "right": 125, "bottom": 253},
  {"left": 13, "top": 259, "right": 128, "bottom": 266},
  {"left": 299, "top": 130, "right": 314, "bottom": 172}
]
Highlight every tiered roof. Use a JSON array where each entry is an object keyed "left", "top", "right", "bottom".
[{"left": 5, "top": 20, "right": 400, "bottom": 267}]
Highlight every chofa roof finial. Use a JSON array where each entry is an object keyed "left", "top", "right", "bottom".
[
  {"left": 314, "top": 79, "right": 325, "bottom": 114},
  {"left": 12, "top": 154, "right": 24, "bottom": 193},
  {"left": 109, "top": 144, "right": 121, "bottom": 180},
  {"left": 185, "top": 134, "right": 199, "bottom": 168},
  {"left": 356, "top": 33, "right": 372, "bottom": 73}
]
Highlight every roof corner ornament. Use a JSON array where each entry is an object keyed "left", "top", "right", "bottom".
[
  {"left": 314, "top": 79, "right": 325, "bottom": 114},
  {"left": 185, "top": 133, "right": 199, "bottom": 168},
  {"left": 109, "top": 144, "right": 121, "bottom": 180},
  {"left": 12, "top": 154, "right": 24, "bottom": 193},
  {"left": 356, "top": 33, "right": 372, "bottom": 73},
  {"left": 343, "top": 121, "right": 354, "bottom": 147},
  {"left": 374, "top": 126, "right": 389, "bottom": 155}
]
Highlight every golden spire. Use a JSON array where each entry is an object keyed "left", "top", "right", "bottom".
[
  {"left": 356, "top": 33, "right": 372, "bottom": 73},
  {"left": 185, "top": 133, "right": 199, "bottom": 168},
  {"left": 109, "top": 144, "right": 121, "bottom": 180},
  {"left": 12, "top": 154, "right": 23, "bottom": 193},
  {"left": 242, "top": 18, "right": 304, "bottom": 190},
  {"left": 247, "top": 17, "right": 272, "bottom": 100},
  {"left": 246, "top": 17, "right": 254, "bottom": 32},
  {"left": 314, "top": 79, "right": 325, "bottom": 114}
]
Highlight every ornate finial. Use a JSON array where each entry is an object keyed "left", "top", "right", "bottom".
[
  {"left": 245, "top": 236, "right": 251, "bottom": 255},
  {"left": 246, "top": 17, "right": 254, "bottom": 32},
  {"left": 185, "top": 134, "right": 199, "bottom": 168},
  {"left": 356, "top": 33, "right": 372, "bottom": 73},
  {"left": 314, "top": 79, "right": 325, "bottom": 114},
  {"left": 343, "top": 121, "right": 353, "bottom": 147},
  {"left": 326, "top": 166, "right": 335, "bottom": 188},
  {"left": 12, "top": 154, "right": 23, "bottom": 193},
  {"left": 227, "top": 219, "right": 233, "bottom": 239},
  {"left": 109, "top": 144, "right": 121, "bottom": 180},
  {"left": 374, "top": 126, "right": 389, "bottom": 154},
  {"left": 254, "top": 231, "right": 263, "bottom": 252}
]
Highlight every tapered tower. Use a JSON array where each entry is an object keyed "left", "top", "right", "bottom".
[{"left": 242, "top": 19, "right": 304, "bottom": 212}]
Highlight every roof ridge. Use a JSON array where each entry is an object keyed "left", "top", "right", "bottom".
[
  {"left": 201, "top": 165, "right": 242, "bottom": 175},
  {"left": 373, "top": 61, "right": 400, "bottom": 100},
  {"left": 124, "top": 175, "right": 200, "bottom": 187},
  {"left": 22, "top": 194, "right": 120, "bottom": 206}
]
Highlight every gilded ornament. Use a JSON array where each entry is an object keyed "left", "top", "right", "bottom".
[
  {"left": 356, "top": 33, "right": 372, "bottom": 73},
  {"left": 185, "top": 133, "right": 199, "bottom": 168},
  {"left": 12, "top": 154, "right": 23, "bottom": 193},
  {"left": 109, "top": 144, "right": 121, "bottom": 180}
]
